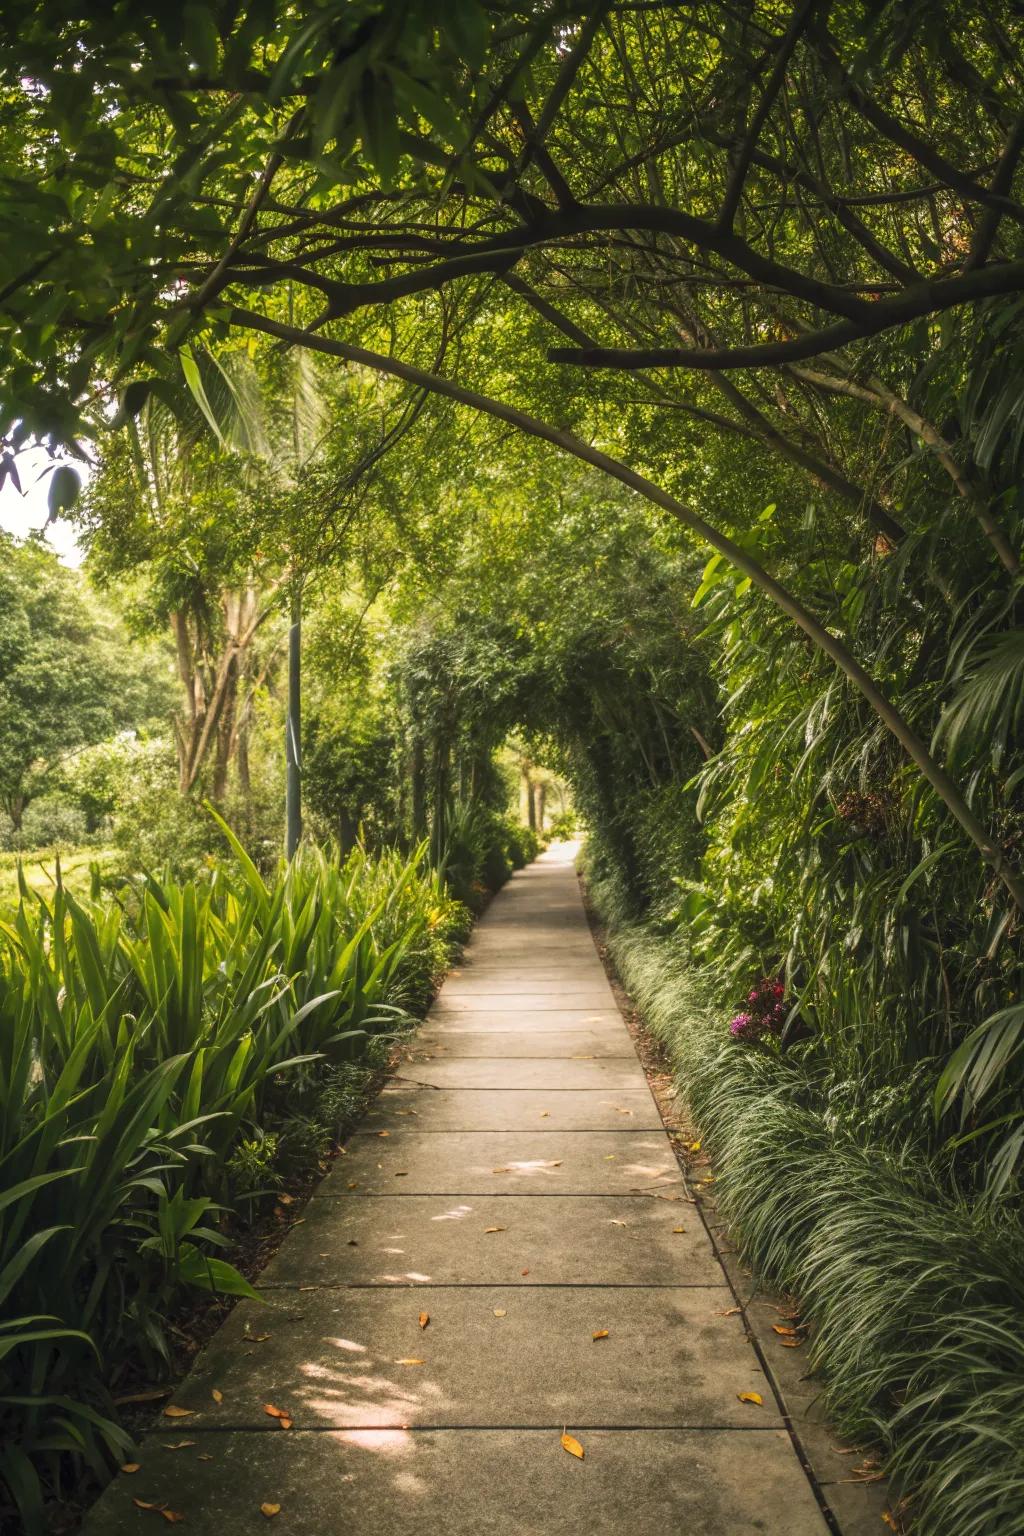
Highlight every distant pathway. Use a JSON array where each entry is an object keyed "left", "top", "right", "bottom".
[{"left": 88, "top": 844, "right": 830, "bottom": 1534}]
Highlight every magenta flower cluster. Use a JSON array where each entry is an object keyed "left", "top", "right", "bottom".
[{"left": 729, "top": 977, "right": 787, "bottom": 1041}]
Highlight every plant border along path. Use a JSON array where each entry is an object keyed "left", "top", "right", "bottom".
[{"left": 84, "top": 845, "right": 880, "bottom": 1535}]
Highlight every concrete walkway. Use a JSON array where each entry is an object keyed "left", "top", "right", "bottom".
[{"left": 89, "top": 844, "right": 830, "bottom": 1534}]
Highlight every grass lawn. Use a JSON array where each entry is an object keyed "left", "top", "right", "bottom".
[{"left": 0, "top": 845, "right": 124, "bottom": 920}]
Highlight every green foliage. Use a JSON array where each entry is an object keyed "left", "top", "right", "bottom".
[
  {"left": 593, "top": 882, "right": 1024, "bottom": 1536},
  {"left": 0, "top": 536, "right": 174, "bottom": 827},
  {"left": 0, "top": 828, "right": 465, "bottom": 1527}
]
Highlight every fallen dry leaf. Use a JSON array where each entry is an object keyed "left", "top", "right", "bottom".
[
  {"left": 720, "top": 1307, "right": 741, "bottom": 1317},
  {"left": 738, "top": 1392, "right": 763, "bottom": 1406},
  {"left": 395, "top": 1358, "right": 425, "bottom": 1366},
  {"left": 493, "top": 1308, "right": 507, "bottom": 1318},
  {"left": 592, "top": 1329, "right": 609, "bottom": 1341},
  {"left": 780, "top": 1339, "right": 801, "bottom": 1349},
  {"left": 197, "top": 1453, "right": 214, "bottom": 1463},
  {"left": 394, "top": 1171, "right": 408, "bottom": 1177},
  {"left": 492, "top": 1166, "right": 510, "bottom": 1173},
  {"left": 418, "top": 1312, "right": 430, "bottom": 1329},
  {"left": 113, "top": 1388, "right": 171, "bottom": 1406},
  {"left": 609, "top": 1220, "right": 627, "bottom": 1227},
  {"left": 521, "top": 1268, "right": 530, "bottom": 1276},
  {"left": 484, "top": 1226, "right": 506, "bottom": 1233},
  {"left": 162, "top": 1406, "right": 194, "bottom": 1419},
  {"left": 539, "top": 1111, "right": 550, "bottom": 1118},
  {"left": 688, "top": 1141, "right": 702, "bottom": 1153},
  {"left": 561, "top": 1431, "right": 585, "bottom": 1460},
  {"left": 772, "top": 1325, "right": 798, "bottom": 1337},
  {"left": 264, "top": 1404, "right": 288, "bottom": 1420},
  {"left": 120, "top": 1463, "right": 140, "bottom": 1474},
  {"left": 251, "top": 1333, "right": 272, "bottom": 1342},
  {"left": 377, "top": 1131, "right": 390, "bottom": 1138},
  {"left": 160, "top": 1512, "right": 184, "bottom": 1526},
  {"left": 161, "top": 1442, "right": 195, "bottom": 1451},
  {"left": 672, "top": 1226, "right": 686, "bottom": 1234},
  {"left": 260, "top": 1504, "right": 281, "bottom": 1519},
  {"left": 347, "top": 1181, "right": 358, "bottom": 1189},
  {"left": 211, "top": 1389, "right": 223, "bottom": 1404},
  {"left": 279, "top": 1417, "right": 293, "bottom": 1431},
  {"left": 278, "top": 1193, "right": 294, "bottom": 1205}
]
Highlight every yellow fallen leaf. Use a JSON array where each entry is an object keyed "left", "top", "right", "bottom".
[
  {"left": 738, "top": 1392, "right": 763, "bottom": 1406},
  {"left": 780, "top": 1339, "right": 801, "bottom": 1348},
  {"left": 378, "top": 1131, "right": 390, "bottom": 1138},
  {"left": 251, "top": 1333, "right": 272, "bottom": 1342},
  {"left": 540, "top": 1111, "right": 550, "bottom": 1118},
  {"left": 772, "top": 1325, "right": 797, "bottom": 1337},
  {"left": 609, "top": 1219, "right": 627, "bottom": 1227},
  {"left": 162, "top": 1406, "right": 194, "bottom": 1419},
  {"left": 133, "top": 1500, "right": 159, "bottom": 1511},
  {"left": 493, "top": 1308, "right": 507, "bottom": 1318},
  {"left": 261, "top": 1504, "right": 281, "bottom": 1519},
  {"left": 347, "top": 1181, "right": 358, "bottom": 1188},
  {"left": 197, "top": 1453, "right": 214, "bottom": 1463},
  {"left": 278, "top": 1193, "right": 294, "bottom": 1205},
  {"left": 720, "top": 1307, "right": 741, "bottom": 1317},
  {"left": 120, "top": 1463, "right": 141, "bottom": 1474},
  {"left": 689, "top": 1141, "right": 702, "bottom": 1153},
  {"left": 396, "top": 1358, "right": 425, "bottom": 1366},
  {"left": 561, "top": 1430, "right": 585, "bottom": 1460},
  {"left": 211, "top": 1388, "right": 223, "bottom": 1403},
  {"left": 592, "top": 1329, "right": 609, "bottom": 1340},
  {"left": 492, "top": 1166, "right": 510, "bottom": 1173},
  {"left": 672, "top": 1226, "right": 686, "bottom": 1234},
  {"left": 419, "top": 1312, "right": 430, "bottom": 1329},
  {"left": 484, "top": 1226, "right": 506, "bottom": 1233}
]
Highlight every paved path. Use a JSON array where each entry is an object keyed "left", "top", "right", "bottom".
[{"left": 88, "top": 845, "right": 830, "bottom": 1535}]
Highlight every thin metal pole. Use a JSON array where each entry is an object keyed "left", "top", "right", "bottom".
[{"left": 285, "top": 585, "right": 301, "bottom": 859}]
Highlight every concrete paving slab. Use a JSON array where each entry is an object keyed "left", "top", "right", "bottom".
[
  {"left": 408, "top": 1028, "right": 633, "bottom": 1058},
  {"left": 393, "top": 1057, "right": 650, "bottom": 1091},
  {"left": 442, "top": 976, "right": 610, "bottom": 995},
  {"left": 364, "top": 1086, "right": 664, "bottom": 1131},
  {"left": 321, "top": 1129, "right": 683, "bottom": 1194},
  {"left": 436, "top": 992, "right": 616, "bottom": 1011},
  {"left": 425, "top": 1007, "right": 626, "bottom": 1031},
  {"left": 260, "top": 1195, "right": 723, "bottom": 1287},
  {"left": 85, "top": 1428, "right": 829, "bottom": 1536},
  {"left": 157, "top": 1286, "right": 781, "bottom": 1429}
]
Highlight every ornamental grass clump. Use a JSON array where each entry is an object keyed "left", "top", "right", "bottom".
[{"left": 0, "top": 824, "right": 466, "bottom": 1530}]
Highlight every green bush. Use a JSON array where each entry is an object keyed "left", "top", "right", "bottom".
[
  {"left": 589, "top": 867, "right": 1024, "bottom": 1536},
  {"left": 0, "top": 823, "right": 467, "bottom": 1530}
]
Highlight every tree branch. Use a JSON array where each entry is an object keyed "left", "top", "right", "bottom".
[{"left": 226, "top": 303, "right": 1024, "bottom": 912}]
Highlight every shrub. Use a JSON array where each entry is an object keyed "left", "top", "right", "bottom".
[
  {"left": 589, "top": 867, "right": 1024, "bottom": 1536},
  {"left": 0, "top": 823, "right": 468, "bottom": 1528},
  {"left": 8, "top": 794, "right": 88, "bottom": 849}
]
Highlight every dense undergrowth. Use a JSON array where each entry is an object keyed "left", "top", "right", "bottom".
[
  {"left": 588, "top": 861, "right": 1024, "bottom": 1536},
  {"left": 0, "top": 807, "right": 545, "bottom": 1532}
]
